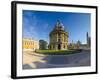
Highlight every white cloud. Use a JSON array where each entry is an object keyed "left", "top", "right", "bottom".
[
  {"left": 43, "top": 23, "right": 49, "bottom": 29},
  {"left": 22, "top": 13, "right": 39, "bottom": 40},
  {"left": 23, "top": 25, "right": 39, "bottom": 40}
]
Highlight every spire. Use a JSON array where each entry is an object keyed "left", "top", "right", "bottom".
[
  {"left": 87, "top": 32, "right": 88, "bottom": 38},
  {"left": 87, "top": 32, "right": 89, "bottom": 44}
]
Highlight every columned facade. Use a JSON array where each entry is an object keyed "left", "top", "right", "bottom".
[{"left": 49, "top": 20, "right": 68, "bottom": 50}]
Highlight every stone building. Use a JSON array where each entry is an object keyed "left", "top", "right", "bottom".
[
  {"left": 49, "top": 20, "right": 68, "bottom": 50},
  {"left": 68, "top": 32, "right": 91, "bottom": 50},
  {"left": 39, "top": 40, "right": 48, "bottom": 50},
  {"left": 23, "top": 38, "right": 39, "bottom": 51}
]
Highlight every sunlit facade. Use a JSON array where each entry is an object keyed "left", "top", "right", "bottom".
[
  {"left": 23, "top": 38, "right": 39, "bottom": 51},
  {"left": 49, "top": 20, "right": 68, "bottom": 50}
]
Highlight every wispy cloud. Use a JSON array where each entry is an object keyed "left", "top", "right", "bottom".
[
  {"left": 23, "top": 26, "right": 39, "bottom": 40},
  {"left": 43, "top": 23, "right": 49, "bottom": 29},
  {"left": 22, "top": 11, "right": 39, "bottom": 40}
]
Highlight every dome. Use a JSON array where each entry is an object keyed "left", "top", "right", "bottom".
[{"left": 54, "top": 20, "right": 64, "bottom": 30}]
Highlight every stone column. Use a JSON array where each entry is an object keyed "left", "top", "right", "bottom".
[
  {"left": 56, "top": 33, "right": 58, "bottom": 42},
  {"left": 55, "top": 44, "right": 58, "bottom": 50}
]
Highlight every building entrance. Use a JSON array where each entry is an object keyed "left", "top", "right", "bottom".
[{"left": 58, "top": 44, "right": 61, "bottom": 50}]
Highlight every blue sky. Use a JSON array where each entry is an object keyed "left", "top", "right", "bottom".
[{"left": 22, "top": 10, "right": 90, "bottom": 44}]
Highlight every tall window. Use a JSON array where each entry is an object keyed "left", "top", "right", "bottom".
[
  {"left": 58, "top": 33, "right": 60, "bottom": 38},
  {"left": 58, "top": 39, "right": 61, "bottom": 42}
]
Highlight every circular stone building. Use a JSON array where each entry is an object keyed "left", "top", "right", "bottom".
[{"left": 49, "top": 20, "right": 68, "bottom": 50}]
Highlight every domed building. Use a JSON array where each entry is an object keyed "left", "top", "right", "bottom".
[{"left": 49, "top": 20, "right": 68, "bottom": 50}]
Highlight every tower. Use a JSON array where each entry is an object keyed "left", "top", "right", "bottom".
[
  {"left": 86, "top": 32, "right": 91, "bottom": 47},
  {"left": 87, "top": 32, "right": 89, "bottom": 45},
  {"left": 49, "top": 20, "right": 68, "bottom": 50}
]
